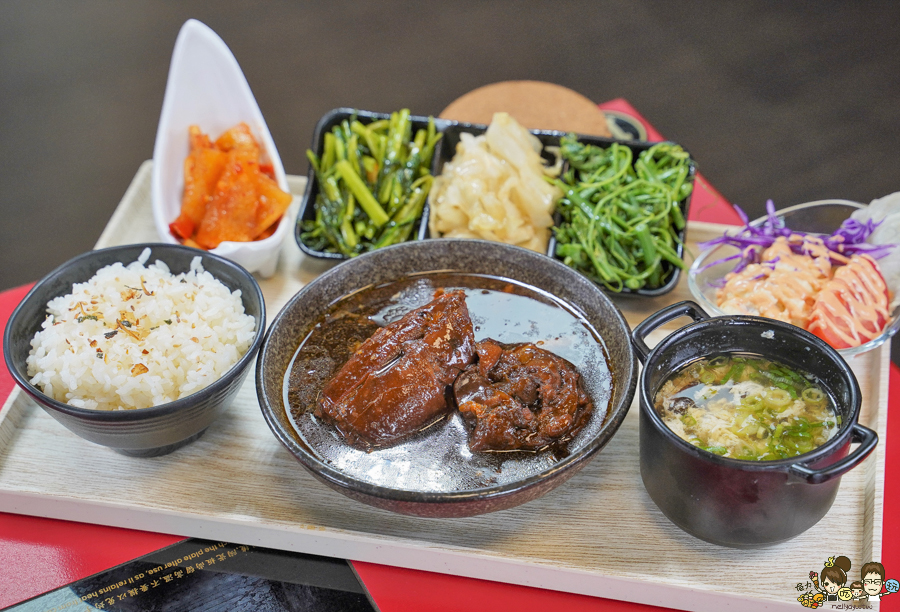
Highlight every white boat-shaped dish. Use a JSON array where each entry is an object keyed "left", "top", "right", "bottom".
[{"left": 151, "top": 19, "right": 293, "bottom": 278}]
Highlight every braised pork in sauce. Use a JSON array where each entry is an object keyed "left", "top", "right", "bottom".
[
  {"left": 315, "top": 290, "right": 475, "bottom": 448},
  {"left": 454, "top": 339, "right": 594, "bottom": 451},
  {"left": 284, "top": 273, "right": 612, "bottom": 460}
]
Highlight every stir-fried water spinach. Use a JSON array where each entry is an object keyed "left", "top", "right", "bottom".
[
  {"left": 552, "top": 135, "right": 694, "bottom": 291},
  {"left": 300, "top": 110, "right": 441, "bottom": 256}
]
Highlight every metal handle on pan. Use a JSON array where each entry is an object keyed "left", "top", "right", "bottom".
[
  {"left": 631, "top": 300, "right": 709, "bottom": 364},
  {"left": 788, "top": 423, "right": 879, "bottom": 485}
]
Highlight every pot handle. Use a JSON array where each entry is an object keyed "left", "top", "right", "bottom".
[
  {"left": 788, "top": 423, "right": 878, "bottom": 485},
  {"left": 631, "top": 301, "right": 709, "bottom": 364}
]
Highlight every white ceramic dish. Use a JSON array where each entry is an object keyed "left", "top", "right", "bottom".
[
  {"left": 688, "top": 199, "right": 900, "bottom": 358},
  {"left": 152, "top": 19, "right": 294, "bottom": 278}
]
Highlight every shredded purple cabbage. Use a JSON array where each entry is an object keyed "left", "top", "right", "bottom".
[{"left": 699, "top": 200, "right": 895, "bottom": 275}]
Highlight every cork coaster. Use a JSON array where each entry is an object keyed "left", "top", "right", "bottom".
[{"left": 439, "top": 81, "right": 612, "bottom": 137}]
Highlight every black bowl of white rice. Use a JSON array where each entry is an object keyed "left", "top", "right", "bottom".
[{"left": 3, "top": 243, "right": 265, "bottom": 457}]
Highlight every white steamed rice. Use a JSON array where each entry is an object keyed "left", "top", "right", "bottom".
[{"left": 26, "top": 248, "right": 256, "bottom": 410}]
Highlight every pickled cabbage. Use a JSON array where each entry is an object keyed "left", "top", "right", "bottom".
[{"left": 428, "top": 113, "right": 562, "bottom": 253}]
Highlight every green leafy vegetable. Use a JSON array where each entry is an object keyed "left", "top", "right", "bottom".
[
  {"left": 300, "top": 110, "right": 441, "bottom": 256},
  {"left": 552, "top": 136, "right": 694, "bottom": 291}
]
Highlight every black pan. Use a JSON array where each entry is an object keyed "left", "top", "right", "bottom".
[{"left": 632, "top": 301, "right": 877, "bottom": 547}]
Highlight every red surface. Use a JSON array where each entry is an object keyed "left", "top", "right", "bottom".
[
  {"left": 883, "top": 364, "right": 900, "bottom": 611},
  {"left": 352, "top": 561, "right": 658, "bottom": 612},
  {"left": 597, "top": 99, "right": 743, "bottom": 227},
  {"left": 0, "top": 515, "right": 181, "bottom": 607},
  {"left": 0, "top": 283, "right": 32, "bottom": 401},
  {"left": 0, "top": 104, "right": 891, "bottom": 612}
]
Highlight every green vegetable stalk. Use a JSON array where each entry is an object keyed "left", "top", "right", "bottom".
[
  {"left": 553, "top": 136, "right": 694, "bottom": 291},
  {"left": 300, "top": 110, "right": 441, "bottom": 256}
]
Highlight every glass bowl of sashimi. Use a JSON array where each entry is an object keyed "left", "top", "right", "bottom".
[{"left": 688, "top": 196, "right": 900, "bottom": 358}]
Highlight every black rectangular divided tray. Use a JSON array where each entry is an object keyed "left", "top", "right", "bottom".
[{"left": 295, "top": 107, "right": 696, "bottom": 297}]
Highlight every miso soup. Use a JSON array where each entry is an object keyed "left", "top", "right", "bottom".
[{"left": 653, "top": 354, "right": 839, "bottom": 461}]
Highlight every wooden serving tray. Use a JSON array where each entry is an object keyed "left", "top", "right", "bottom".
[{"left": 0, "top": 162, "right": 887, "bottom": 612}]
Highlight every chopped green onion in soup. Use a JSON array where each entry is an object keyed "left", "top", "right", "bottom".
[{"left": 653, "top": 355, "right": 839, "bottom": 461}]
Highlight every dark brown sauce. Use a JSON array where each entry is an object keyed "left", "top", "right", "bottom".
[
  {"left": 285, "top": 311, "right": 380, "bottom": 419},
  {"left": 281, "top": 272, "right": 614, "bottom": 488}
]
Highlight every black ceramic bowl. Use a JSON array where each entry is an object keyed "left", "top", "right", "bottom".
[
  {"left": 4, "top": 243, "right": 266, "bottom": 457},
  {"left": 257, "top": 238, "right": 638, "bottom": 517},
  {"left": 632, "top": 301, "right": 877, "bottom": 547}
]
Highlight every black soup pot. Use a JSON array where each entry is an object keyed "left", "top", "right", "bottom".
[{"left": 632, "top": 301, "right": 877, "bottom": 548}]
